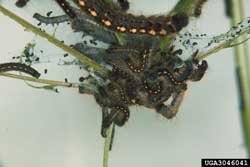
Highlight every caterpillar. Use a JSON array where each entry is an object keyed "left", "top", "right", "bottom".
[
  {"left": 126, "top": 52, "right": 148, "bottom": 73},
  {"left": 101, "top": 106, "right": 129, "bottom": 137},
  {"left": 55, "top": 0, "right": 189, "bottom": 36},
  {"left": 107, "top": 46, "right": 150, "bottom": 74},
  {"left": 71, "top": 10, "right": 119, "bottom": 43},
  {"left": 97, "top": 82, "right": 130, "bottom": 137},
  {"left": 143, "top": 79, "right": 162, "bottom": 95},
  {"left": 0, "top": 63, "right": 41, "bottom": 78},
  {"left": 157, "top": 69, "right": 184, "bottom": 85},
  {"left": 101, "top": 107, "right": 126, "bottom": 137},
  {"left": 111, "top": 106, "right": 130, "bottom": 126},
  {"left": 188, "top": 60, "right": 208, "bottom": 81},
  {"left": 33, "top": 13, "right": 70, "bottom": 25},
  {"left": 56, "top": 0, "right": 77, "bottom": 18}
]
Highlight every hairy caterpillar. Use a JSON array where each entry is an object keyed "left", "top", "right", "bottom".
[
  {"left": 55, "top": 0, "right": 189, "bottom": 36},
  {"left": 63, "top": 37, "right": 208, "bottom": 136},
  {"left": 0, "top": 63, "right": 41, "bottom": 78},
  {"left": 106, "top": 45, "right": 150, "bottom": 74}
]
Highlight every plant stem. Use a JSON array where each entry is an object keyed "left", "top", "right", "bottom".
[
  {"left": 0, "top": 5, "right": 109, "bottom": 75},
  {"left": 103, "top": 124, "right": 114, "bottom": 167},
  {"left": 196, "top": 37, "right": 249, "bottom": 61},
  {"left": 0, "top": 72, "right": 79, "bottom": 88},
  {"left": 230, "top": 0, "right": 250, "bottom": 156},
  {"left": 196, "top": 18, "right": 250, "bottom": 60}
]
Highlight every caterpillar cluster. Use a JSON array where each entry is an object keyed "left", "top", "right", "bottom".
[
  {"left": 55, "top": 0, "right": 189, "bottom": 36},
  {"left": 0, "top": 62, "right": 40, "bottom": 78},
  {"left": 13, "top": 0, "right": 250, "bottom": 141},
  {"left": 73, "top": 38, "right": 208, "bottom": 136},
  {"left": 23, "top": 0, "right": 211, "bottom": 137}
]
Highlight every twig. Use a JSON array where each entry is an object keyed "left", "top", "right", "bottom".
[
  {"left": 0, "top": 72, "right": 79, "bottom": 88},
  {"left": 197, "top": 36, "right": 250, "bottom": 61},
  {"left": 196, "top": 17, "right": 250, "bottom": 60},
  {"left": 0, "top": 71, "right": 99, "bottom": 95},
  {"left": 103, "top": 124, "right": 114, "bottom": 167}
]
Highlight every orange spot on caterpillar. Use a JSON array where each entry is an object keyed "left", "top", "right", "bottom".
[
  {"left": 159, "top": 29, "right": 167, "bottom": 35},
  {"left": 74, "top": 0, "right": 189, "bottom": 36},
  {"left": 119, "top": 26, "right": 126, "bottom": 32},
  {"left": 130, "top": 28, "right": 137, "bottom": 33},
  {"left": 148, "top": 29, "right": 156, "bottom": 35},
  {"left": 88, "top": 8, "right": 97, "bottom": 17},
  {"left": 139, "top": 29, "right": 146, "bottom": 33},
  {"left": 78, "top": 0, "right": 85, "bottom": 6},
  {"left": 102, "top": 19, "right": 112, "bottom": 26}
]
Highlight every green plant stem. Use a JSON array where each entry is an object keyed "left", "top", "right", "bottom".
[
  {"left": 230, "top": 0, "right": 250, "bottom": 156},
  {"left": 197, "top": 23, "right": 250, "bottom": 60},
  {"left": 0, "top": 72, "right": 99, "bottom": 95},
  {"left": 197, "top": 41, "right": 230, "bottom": 61},
  {"left": 0, "top": 5, "right": 109, "bottom": 75},
  {"left": 103, "top": 124, "right": 114, "bottom": 167},
  {"left": 196, "top": 36, "right": 250, "bottom": 61}
]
